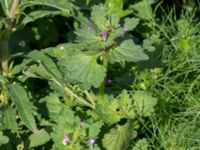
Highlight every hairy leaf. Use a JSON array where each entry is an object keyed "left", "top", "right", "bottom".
[
  {"left": 106, "top": 39, "right": 149, "bottom": 63},
  {"left": 28, "top": 129, "right": 51, "bottom": 148},
  {"left": 103, "top": 121, "right": 137, "bottom": 150},
  {"left": 133, "top": 91, "right": 157, "bottom": 117},
  {"left": 124, "top": 17, "right": 140, "bottom": 31},
  {"left": 7, "top": 84, "right": 37, "bottom": 133},
  {"left": 2, "top": 108, "right": 18, "bottom": 133},
  {"left": 132, "top": 138, "right": 149, "bottom": 150},
  {"left": 27, "top": 50, "right": 62, "bottom": 80},
  {"left": 59, "top": 51, "right": 106, "bottom": 88},
  {"left": 131, "top": 0, "right": 155, "bottom": 20},
  {"left": 0, "top": 131, "right": 9, "bottom": 146}
]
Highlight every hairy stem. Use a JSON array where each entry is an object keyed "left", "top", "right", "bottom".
[
  {"left": 53, "top": 79, "right": 95, "bottom": 109},
  {"left": 98, "top": 56, "right": 108, "bottom": 103},
  {"left": 0, "top": 0, "right": 20, "bottom": 76}
]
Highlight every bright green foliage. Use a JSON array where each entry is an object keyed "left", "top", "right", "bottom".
[
  {"left": 0, "top": 131, "right": 9, "bottom": 146},
  {"left": 28, "top": 129, "right": 51, "bottom": 148},
  {"left": 124, "top": 17, "right": 140, "bottom": 31},
  {"left": 1, "top": 0, "right": 196, "bottom": 149},
  {"left": 7, "top": 84, "right": 38, "bottom": 133},
  {"left": 51, "top": 110, "right": 102, "bottom": 150},
  {"left": 98, "top": 90, "right": 135, "bottom": 125},
  {"left": 131, "top": 0, "right": 156, "bottom": 20},
  {"left": 103, "top": 121, "right": 137, "bottom": 150},
  {"left": 131, "top": 138, "right": 149, "bottom": 150},
  {"left": 59, "top": 51, "right": 106, "bottom": 88},
  {"left": 133, "top": 91, "right": 157, "bottom": 117},
  {"left": 106, "top": 40, "right": 149, "bottom": 64}
]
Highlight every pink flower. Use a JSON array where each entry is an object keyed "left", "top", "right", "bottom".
[
  {"left": 62, "top": 134, "right": 70, "bottom": 145},
  {"left": 89, "top": 138, "right": 95, "bottom": 148},
  {"left": 123, "top": 27, "right": 128, "bottom": 32},
  {"left": 101, "top": 32, "right": 107, "bottom": 41}
]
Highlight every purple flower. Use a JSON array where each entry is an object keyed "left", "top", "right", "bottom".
[
  {"left": 62, "top": 134, "right": 70, "bottom": 145},
  {"left": 89, "top": 138, "right": 95, "bottom": 148},
  {"left": 123, "top": 27, "right": 129, "bottom": 32},
  {"left": 106, "top": 79, "right": 112, "bottom": 85},
  {"left": 101, "top": 32, "right": 107, "bottom": 42}
]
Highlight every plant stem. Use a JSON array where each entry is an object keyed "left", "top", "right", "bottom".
[
  {"left": 98, "top": 56, "right": 108, "bottom": 103},
  {"left": 53, "top": 79, "right": 95, "bottom": 109},
  {"left": 0, "top": 0, "right": 20, "bottom": 76}
]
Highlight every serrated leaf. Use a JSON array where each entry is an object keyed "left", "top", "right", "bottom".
[
  {"left": 105, "top": 0, "right": 131, "bottom": 17},
  {"left": 106, "top": 40, "right": 149, "bottom": 63},
  {"left": 2, "top": 108, "right": 18, "bottom": 133},
  {"left": 118, "top": 90, "right": 135, "bottom": 119},
  {"left": 103, "top": 121, "right": 137, "bottom": 150},
  {"left": 143, "top": 39, "right": 155, "bottom": 52},
  {"left": 59, "top": 51, "right": 106, "bottom": 88},
  {"left": 91, "top": 5, "right": 107, "bottom": 30},
  {"left": 0, "top": 131, "right": 9, "bottom": 146},
  {"left": 7, "top": 84, "right": 37, "bottom": 133},
  {"left": 39, "top": 93, "right": 64, "bottom": 121},
  {"left": 133, "top": 91, "right": 157, "bottom": 117},
  {"left": 132, "top": 138, "right": 149, "bottom": 150},
  {"left": 75, "top": 29, "right": 101, "bottom": 46},
  {"left": 124, "top": 17, "right": 140, "bottom": 31},
  {"left": 27, "top": 50, "right": 62, "bottom": 80},
  {"left": 28, "top": 129, "right": 51, "bottom": 148},
  {"left": 88, "top": 121, "right": 103, "bottom": 138},
  {"left": 98, "top": 98, "right": 121, "bottom": 125},
  {"left": 131, "top": 0, "right": 155, "bottom": 20}
]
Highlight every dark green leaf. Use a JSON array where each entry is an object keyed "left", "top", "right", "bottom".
[
  {"left": 17, "top": 10, "right": 60, "bottom": 30},
  {"left": 7, "top": 84, "right": 37, "bottom": 133},
  {"left": 27, "top": 50, "right": 62, "bottom": 80},
  {"left": 2, "top": 108, "right": 18, "bottom": 133}
]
